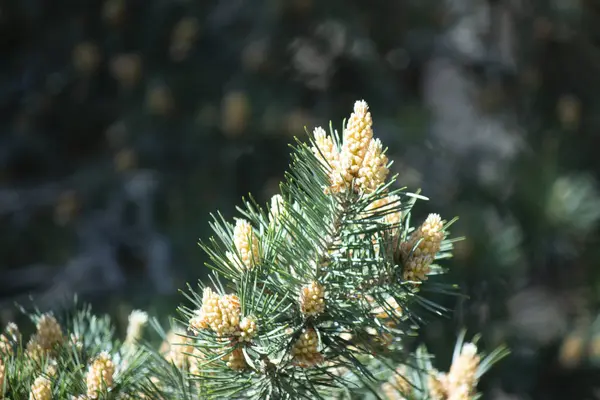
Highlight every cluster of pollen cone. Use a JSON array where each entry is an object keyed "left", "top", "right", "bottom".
[
  {"left": 187, "top": 100, "right": 447, "bottom": 373},
  {"left": 380, "top": 342, "right": 482, "bottom": 400},
  {"left": 428, "top": 343, "right": 481, "bottom": 400},
  {"left": 0, "top": 314, "right": 121, "bottom": 400},
  {"left": 312, "top": 100, "right": 446, "bottom": 283},
  {"left": 189, "top": 280, "right": 327, "bottom": 370},
  {"left": 188, "top": 287, "right": 257, "bottom": 370}
]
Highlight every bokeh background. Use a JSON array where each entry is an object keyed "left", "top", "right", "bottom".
[{"left": 2, "top": 0, "right": 600, "bottom": 398}]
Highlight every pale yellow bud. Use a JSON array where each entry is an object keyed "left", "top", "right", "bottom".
[
  {"left": 299, "top": 281, "right": 325, "bottom": 317},
  {"left": 163, "top": 330, "right": 194, "bottom": 370},
  {"left": 189, "top": 309, "right": 209, "bottom": 332},
  {"left": 239, "top": 316, "right": 258, "bottom": 342},
  {"left": 447, "top": 384, "right": 472, "bottom": 400},
  {"left": 400, "top": 213, "right": 444, "bottom": 282},
  {"left": 384, "top": 197, "right": 402, "bottom": 226},
  {"left": 341, "top": 100, "right": 373, "bottom": 177},
  {"left": 312, "top": 127, "right": 339, "bottom": 170},
  {"left": 446, "top": 343, "right": 480, "bottom": 398},
  {"left": 215, "top": 294, "right": 242, "bottom": 337},
  {"left": 29, "top": 375, "right": 52, "bottom": 400},
  {"left": 428, "top": 371, "right": 447, "bottom": 400},
  {"left": 189, "top": 287, "right": 219, "bottom": 332},
  {"left": 190, "top": 288, "right": 242, "bottom": 337},
  {"left": 323, "top": 100, "right": 376, "bottom": 194},
  {"left": 356, "top": 138, "right": 389, "bottom": 193},
  {"left": 0, "top": 335, "right": 11, "bottom": 356},
  {"left": 125, "top": 310, "right": 148, "bottom": 346},
  {"left": 86, "top": 352, "right": 115, "bottom": 399},
  {"left": 222, "top": 347, "right": 247, "bottom": 371},
  {"left": 35, "top": 314, "right": 63, "bottom": 351},
  {"left": 291, "top": 328, "right": 323, "bottom": 368},
  {"left": 231, "top": 219, "right": 260, "bottom": 270}
]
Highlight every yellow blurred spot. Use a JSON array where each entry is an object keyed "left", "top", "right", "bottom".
[
  {"left": 110, "top": 53, "right": 142, "bottom": 89},
  {"left": 557, "top": 95, "right": 581, "bottom": 131},
  {"left": 146, "top": 85, "right": 175, "bottom": 116},
  {"left": 102, "top": 0, "right": 125, "bottom": 26},
  {"left": 115, "top": 148, "right": 137, "bottom": 172},
  {"left": 221, "top": 91, "right": 250, "bottom": 138},
  {"left": 559, "top": 332, "right": 584, "bottom": 368},
  {"left": 170, "top": 17, "right": 201, "bottom": 62},
  {"left": 72, "top": 42, "right": 101, "bottom": 75}
]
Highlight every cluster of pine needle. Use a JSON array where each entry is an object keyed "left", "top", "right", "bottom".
[{"left": 0, "top": 100, "right": 508, "bottom": 399}]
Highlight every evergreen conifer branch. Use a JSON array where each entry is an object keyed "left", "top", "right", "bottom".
[
  {"left": 164, "top": 100, "right": 509, "bottom": 399},
  {"left": 0, "top": 301, "right": 158, "bottom": 399}
]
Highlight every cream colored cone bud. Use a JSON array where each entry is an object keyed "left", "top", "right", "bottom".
[
  {"left": 35, "top": 314, "right": 63, "bottom": 351},
  {"left": 326, "top": 100, "right": 375, "bottom": 194},
  {"left": 428, "top": 371, "right": 447, "bottom": 400},
  {"left": 125, "top": 310, "right": 148, "bottom": 346},
  {"left": 299, "top": 281, "right": 325, "bottom": 317},
  {"left": 0, "top": 335, "right": 11, "bottom": 356},
  {"left": 356, "top": 138, "right": 389, "bottom": 193},
  {"left": 291, "top": 328, "right": 323, "bottom": 368},
  {"left": 163, "top": 330, "right": 194, "bottom": 370},
  {"left": 1, "top": 322, "right": 19, "bottom": 355},
  {"left": 239, "top": 316, "right": 258, "bottom": 342},
  {"left": 29, "top": 375, "right": 52, "bottom": 400},
  {"left": 383, "top": 195, "right": 402, "bottom": 226},
  {"left": 312, "top": 127, "right": 339, "bottom": 170},
  {"left": 215, "top": 294, "right": 242, "bottom": 336},
  {"left": 341, "top": 100, "right": 373, "bottom": 178},
  {"left": 446, "top": 343, "right": 480, "bottom": 398},
  {"left": 222, "top": 347, "right": 247, "bottom": 371},
  {"left": 86, "top": 352, "right": 115, "bottom": 399},
  {"left": 189, "top": 287, "right": 219, "bottom": 332},
  {"left": 190, "top": 288, "right": 242, "bottom": 337},
  {"left": 400, "top": 213, "right": 444, "bottom": 282},
  {"left": 447, "top": 384, "right": 472, "bottom": 400},
  {"left": 232, "top": 219, "right": 260, "bottom": 270},
  {"left": 189, "top": 309, "right": 209, "bottom": 332}
]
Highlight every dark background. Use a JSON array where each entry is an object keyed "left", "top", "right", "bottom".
[{"left": 2, "top": 1, "right": 600, "bottom": 398}]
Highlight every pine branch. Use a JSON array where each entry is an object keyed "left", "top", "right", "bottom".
[{"left": 163, "top": 100, "right": 509, "bottom": 399}]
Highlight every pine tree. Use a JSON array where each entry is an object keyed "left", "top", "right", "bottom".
[{"left": 148, "top": 100, "right": 509, "bottom": 399}]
